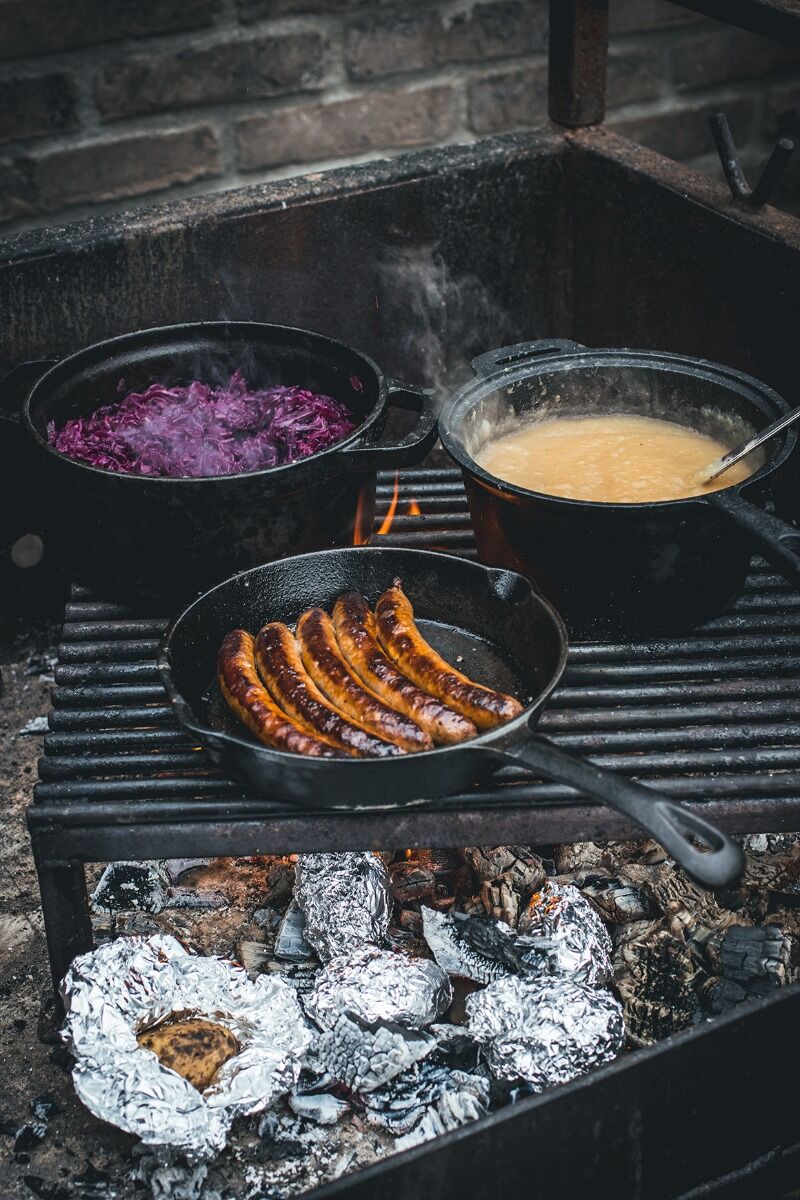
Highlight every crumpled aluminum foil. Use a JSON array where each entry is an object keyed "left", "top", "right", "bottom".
[
  {"left": 518, "top": 881, "right": 613, "bottom": 987},
  {"left": 307, "top": 1011, "right": 439, "bottom": 1092},
  {"left": 364, "top": 1061, "right": 490, "bottom": 1139},
  {"left": 304, "top": 946, "right": 452, "bottom": 1030},
  {"left": 294, "top": 853, "right": 391, "bottom": 962},
  {"left": 60, "top": 934, "right": 313, "bottom": 1159},
  {"left": 421, "top": 906, "right": 537, "bottom": 983},
  {"left": 466, "top": 975, "right": 625, "bottom": 1091}
]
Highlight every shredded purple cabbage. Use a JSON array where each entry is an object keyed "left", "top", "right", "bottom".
[{"left": 47, "top": 370, "right": 357, "bottom": 478}]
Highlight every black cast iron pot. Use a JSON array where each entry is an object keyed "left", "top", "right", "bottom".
[
  {"left": 3, "top": 322, "right": 437, "bottom": 607},
  {"left": 439, "top": 339, "right": 800, "bottom": 638}
]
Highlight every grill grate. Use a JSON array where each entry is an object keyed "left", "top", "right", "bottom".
[{"left": 32, "top": 467, "right": 800, "bottom": 845}]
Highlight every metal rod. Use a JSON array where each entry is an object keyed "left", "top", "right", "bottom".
[
  {"left": 548, "top": 0, "right": 608, "bottom": 127},
  {"left": 751, "top": 136, "right": 796, "bottom": 207}
]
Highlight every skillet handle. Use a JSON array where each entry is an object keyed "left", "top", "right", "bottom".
[
  {"left": 493, "top": 734, "right": 744, "bottom": 889},
  {"left": 334, "top": 380, "right": 438, "bottom": 471},
  {"left": 471, "top": 339, "right": 585, "bottom": 379},
  {"left": 706, "top": 490, "right": 800, "bottom": 589}
]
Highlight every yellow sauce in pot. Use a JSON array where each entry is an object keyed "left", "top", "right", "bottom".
[{"left": 476, "top": 413, "right": 757, "bottom": 504}]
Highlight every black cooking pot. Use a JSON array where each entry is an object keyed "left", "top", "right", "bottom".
[
  {"left": 439, "top": 339, "right": 800, "bottom": 638},
  {"left": 3, "top": 322, "right": 437, "bottom": 607}
]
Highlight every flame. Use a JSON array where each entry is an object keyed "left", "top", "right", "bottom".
[
  {"left": 352, "top": 483, "right": 370, "bottom": 546},
  {"left": 407, "top": 499, "right": 421, "bottom": 517},
  {"left": 376, "top": 471, "right": 400, "bottom": 536}
]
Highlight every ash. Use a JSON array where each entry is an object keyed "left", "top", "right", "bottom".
[{"left": 77, "top": 836, "right": 798, "bottom": 1197}]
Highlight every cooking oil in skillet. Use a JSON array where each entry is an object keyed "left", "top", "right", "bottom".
[{"left": 476, "top": 413, "right": 758, "bottom": 504}]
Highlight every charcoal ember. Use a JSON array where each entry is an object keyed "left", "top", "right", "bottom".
[
  {"left": 307, "top": 1012, "right": 438, "bottom": 1092},
  {"left": 554, "top": 839, "right": 667, "bottom": 875},
  {"left": 397, "top": 908, "right": 423, "bottom": 934},
  {"left": 480, "top": 877, "right": 521, "bottom": 926},
  {"left": 91, "top": 862, "right": 169, "bottom": 914},
  {"left": 294, "top": 853, "right": 391, "bottom": 962},
  {"left": 421, "top": 907, "right": 534, "bottom": 983},
  {"left": 698, "top": 975, "right": 751, "bottom": 1015},
  {"left": 304, "top": 946, "right": 452, "bottom": 1030},
  {"left": 274, "top": 901, "right": 315, "bottom": 963},
  {"left": 619, "top": 863, "right": 723, "bottom": 937},
  {"left": 385, "top": 926, "right": 428, "bottom": 957},
  {"left": 707, "top": 923, "right": 790, "bottom": 987},
  {"left": 264, "top": 960, "right": 319, "bottom": 997},
  {"left": 466, "top": 976, "right": 625, "bottom": 1090},
  {"left": 562, "top": 871, "right": 654, "bottom": 925},
  {"left": 420, "top": 849, "right": 461, "bottom": 878},
  {"left": 363, "top": 1061, "right": 489, "bottom": 1139},
  {"left": 517, "top": 882, "right": 613, "bottom": 987},
  {"left": 613, "top": 919, "right": 700, "bottom": 1044},
  {"left": 395, "top": 1077, "right": 490, "bottom": 1149},
  {"left": 389, "top": 862, "right": 436, "bottom": 901},
  {"left": 462, "top": 846, "right": 546, "bottom": 893},
  {"left": 740, "top": 832, "right": 800, "bottom": 855},
  {"left": 766, "top": 909, "right": 800, "bottom": 981}
]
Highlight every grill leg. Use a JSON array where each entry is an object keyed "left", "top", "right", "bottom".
[{"left": 32, "top": 848, "right": 93, "bottom": 1006}]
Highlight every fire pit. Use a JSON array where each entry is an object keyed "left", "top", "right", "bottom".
[{"left": 7, "top": 0, "right": 800, "bottom": 1194}]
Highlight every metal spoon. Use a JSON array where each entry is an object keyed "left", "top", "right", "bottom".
[{"left": 696, "top": 403, "right": 800, "bottom": 486}]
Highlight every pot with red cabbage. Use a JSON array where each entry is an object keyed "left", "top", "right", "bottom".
[{"left": 17, "top": 322, "right": 436, "bottom": 605}]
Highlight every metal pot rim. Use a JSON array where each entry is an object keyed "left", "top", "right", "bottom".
[
  {"left": 23, "top": 319, "right": 388, "bottom": 486},
  {"left": 438, "top": 347, "right": 796, "bottom": 512}
]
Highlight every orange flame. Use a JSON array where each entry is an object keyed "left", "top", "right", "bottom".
[
  {"left": 353, "top": 483, "right": 370, "bottom": 545},
  {"left": 407, "top": 499, "right": 421, "bottom": 517},
  {"left": 376, "top": 471, "right": 400, "bottom": 536}
]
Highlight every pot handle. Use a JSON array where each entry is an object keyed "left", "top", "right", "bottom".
[
  {"left": 471, "top": 339, "right": 585, "bottom": 379},
  {"left": 706, "top": 490, "right": 800, "bottom": 589},
  {"left": 0, "top": 359, "right": 56, "bottom": 426},
  {"left": 490, "top": 733, "right": 744, "bottom": 889},
  {"left": 335, "top": 380, "right": 438, "bottom": 471}
]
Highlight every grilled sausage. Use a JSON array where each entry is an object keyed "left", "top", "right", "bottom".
[
  {"left": 217, "top": 629, "right": 340, "bottom": 756},
  {"left": 332, "top": 591, "right": 477, "bottom": 745},
  {"left": 375, "top": 580, "right": 524, "bottom": 730},
  {"left": 255, "top": 622, "right": 403, "bottom": 758},
  {"left": 297, "top": 607, "right": 433, "bottom": 753}
]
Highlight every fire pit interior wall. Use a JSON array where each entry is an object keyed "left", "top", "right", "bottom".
[{"left": 3, "top": 129, "right": 800, "bottom": 402}]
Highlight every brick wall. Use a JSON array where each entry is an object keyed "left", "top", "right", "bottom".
[{"left": 1, "top": 0, "right": 799, "bottom": 233}]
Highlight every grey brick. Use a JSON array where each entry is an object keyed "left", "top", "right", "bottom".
[
  {"left": 0, "top": 73, "right": 78, "bottom": 145},
  {"left": 95, "top": 32, "right": 325, "bottom": 120},
  {"left": 0, "top": 0, "right": 221, "bottom": 59},
  {"left": 673, "top": 28, "right": 800, "bottom": 92},
  {"left": 468, "top": 63, "right": 547, "bottom": 134},
  {"left": 345, "top": 1, "right": 547, "bottom": 82},
  {"left": 236, "top": 85, "right": 454, "bottom": 170}
]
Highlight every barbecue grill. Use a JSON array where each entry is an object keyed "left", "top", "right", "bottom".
[{"left": 6, "top": 0, "right": 800, "bottom": 1195}]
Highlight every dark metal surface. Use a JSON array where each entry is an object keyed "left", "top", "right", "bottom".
[
  {"left": 670, "top": 0, "right": 800, "bottom": 45},
  {"left": 548, "top": 0, "right": 608, "bottom": 127},
  {"left": 709, "top": 112, "right": 795, "bottom": 208}
]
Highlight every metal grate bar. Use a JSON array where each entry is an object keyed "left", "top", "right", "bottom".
[{"left": 34, "top": 466, "right": 800, "bottom": 836}]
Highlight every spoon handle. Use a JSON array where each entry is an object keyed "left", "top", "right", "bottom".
[{"left": 701, "top": 403, "right": 800, "bottom": 484}]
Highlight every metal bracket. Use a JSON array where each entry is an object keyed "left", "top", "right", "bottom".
[{"left": 709, "top": 112, "right": 795, "bottom": 208}]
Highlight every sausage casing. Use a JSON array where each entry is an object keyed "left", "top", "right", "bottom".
[
  {"left": 332, "top": 592, "right": 477, "bottom": 745},
  {"left": 374, "top": 580, "right": 524, "bottom": 730},
  {"left": 297, "top": 607, "right": 433, "bottom": 752},
  {"left": 217, "top": 629, "right": 340, "bottom": 756},
  {"left": 255, "top": 622, "right": 403, "bottom": 758}
]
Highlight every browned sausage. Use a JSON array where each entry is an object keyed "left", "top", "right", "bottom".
[
  {"left": 217, "top": 629, "right": 340, "bottom": 756},
  {"left": 297, "top": 607, "right": 433, "bottom": 753},
  {"left": 254, "top": 622, "right": 403, "bottom": 758},
  {"left": 374, "top": 580, "right": 524, "bottom": 730},
  {"left": 331, "top": 592, "right": 477, "bottom": 745}
]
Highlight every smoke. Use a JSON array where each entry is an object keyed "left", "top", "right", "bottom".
[{"left": 376, "top": 244, "right": 521, "bottom": 406}]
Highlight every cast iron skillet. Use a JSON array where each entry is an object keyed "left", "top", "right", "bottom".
[{"left": 159, "top": 546, "right": 744, "bottom": 889}]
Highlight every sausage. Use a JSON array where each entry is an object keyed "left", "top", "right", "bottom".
[
  {"left": 297, "top": 607, "right": 433, "bottom": 753},
  {"left": 217, "top": 629, "right": 340, "bottom": 757},
  {"left": 374, "top": 580, "right": 524, "bottom": 730},
  {"left": 332, "top": 592, "right": 477, "bottom": 745},
  {"left": 254, "top": 622, "right": 404, "bottom": 758}
]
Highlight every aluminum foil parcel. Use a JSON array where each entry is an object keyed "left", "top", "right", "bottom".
[
  {"left": 60, "top": 934, "right": 312, "bottom": 1159},
  {"left": 518, "top": 881, "right": 614, "bottom": 986},
  {"left": 305, "top": 946, "right": 452, "bottom": 1030},
  {"left": 293, "top": 853, "right": 391, "bottom": 961},
  {"left": 466, "top": 975, "right": 625, "bottom": 1091}
]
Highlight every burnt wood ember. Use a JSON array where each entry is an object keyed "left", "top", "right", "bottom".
[
  {"left": 708, "top": 924, "right": 790, "bottom": 987},
  {"left": 559, "top": 871, "right": 655, "bottom": 924},
  {"left": 613, "top": 920, "right": 701, "bottom": 1043},
  {"left": 389, "top": 862, "right": 436, "bottom": 902},
  {"left": 461, "top": 847, "right": 546, "bottom": 891}
]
